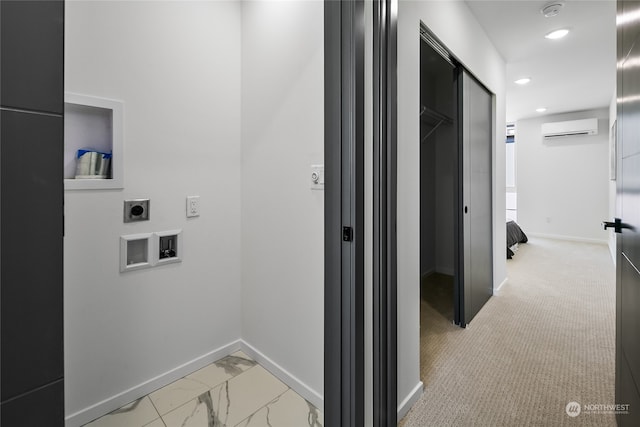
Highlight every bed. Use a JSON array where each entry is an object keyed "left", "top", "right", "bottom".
[{"left": 507, "top": 220, "right": 528, "bottom": 259}]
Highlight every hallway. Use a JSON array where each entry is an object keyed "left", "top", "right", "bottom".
[{"left": 404, "top": 238, "right": 616, "bottom": 426}]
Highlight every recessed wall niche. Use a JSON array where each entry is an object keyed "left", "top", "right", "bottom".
[
  {"left": 119, "top": 233, "right": 152, "bottom": 272},
  {"left": 64, "top": 92, "right": 123, "bottom": 190}
]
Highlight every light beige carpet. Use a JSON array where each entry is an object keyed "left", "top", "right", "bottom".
[{"left": 401, "top": 238, "right": 616, "bottom": 427}]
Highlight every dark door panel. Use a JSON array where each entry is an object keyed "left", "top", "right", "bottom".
[
  {"left": 0, "top": 379, "right": 64, "bottom": 427},
  {"left": 620, "top": 41, "right": 640, "bottom": 159},
  {"left": 460, "top": 71, "right": 493, "bottom": 325},
  {"left": 617, "top": 352, "right": 640, "bottom": 426},
  {"left": 0, "top": 110, "right": 64, "bottom": 399},
  {"left": 617, "top": 2, "right": 640, "bottom": 424},
  {"left": 620, "top": 256, "right": 640, "bottom": 387},
  {"left": 619, "top": 1, "right": 640, "bottom": 68},
  {"left": 621, "top": 153, "right": 640, "bottom": 268},
  {"left": 0, "top": 0, "right": 64, "bottom": 113}
]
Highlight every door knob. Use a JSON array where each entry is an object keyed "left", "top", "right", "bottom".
[{"left": 603, "top": 218, "right": 634, "bottom": 233}]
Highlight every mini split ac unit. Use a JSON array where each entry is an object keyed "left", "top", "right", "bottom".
[{"left": 541, "top": 118, "right": 598, "bottom": 139}]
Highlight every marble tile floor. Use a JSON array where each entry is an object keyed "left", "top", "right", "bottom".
[{"left": 84, "top": 351, "right": 323, "bottom": 427}]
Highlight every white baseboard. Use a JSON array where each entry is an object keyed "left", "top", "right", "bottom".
[
  {"left": 495, "top": 277, "right": 508, "bottom": 292},
  {"left": 527, "top": 232, "right": 608, "bottom": 245},
  {"left": 240, "top": 339, "right": 323, "bottom": 412},
  {"left": 64, "top": 340, "right": 242, "bottom": 427},
  {"left": 397, "top": 381, "right": 424, "bottom": 422},
  {"left": 64, "top": 339, "right": 324, "bottom": 427}
]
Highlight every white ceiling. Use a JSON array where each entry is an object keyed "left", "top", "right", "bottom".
[{"left": 465, "top": 0, "right": 616, "bottom": 123}]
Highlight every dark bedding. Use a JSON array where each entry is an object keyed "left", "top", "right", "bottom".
[{"left": 507, "top": 220, "right": 528, "bottom": 259}]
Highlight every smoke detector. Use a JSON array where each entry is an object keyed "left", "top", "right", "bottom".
[{"left": 541, "top": 2, "right": 564, "bottom": 18}]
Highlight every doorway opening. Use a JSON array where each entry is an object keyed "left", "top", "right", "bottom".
[
  {"left": 419, "top": 29, "right": 457, "bottom": 328},
  {"left": 418, "top": 23, "right": 494, "bottom": 383}
]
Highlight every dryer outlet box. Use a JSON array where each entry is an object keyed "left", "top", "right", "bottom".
[{"left": 124, "top": 199, "right": 150, "bottom": 222}]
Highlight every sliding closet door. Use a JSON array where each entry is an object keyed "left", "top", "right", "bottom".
[{"left": 459, "top": 70, "right": 493, "bottom": 326}]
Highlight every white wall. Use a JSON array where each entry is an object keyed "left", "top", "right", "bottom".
[
  {"left": 397, "top": 0, "right": 507, "bottom": 418},
  {"left": 240, "top": 0, "right": 324, "bottom": 406},
  {"left": 66, "top": 1, "right": 508, "bottom": 423},
  {"left": 506, "top": 142, "right": 516, "bottom": 188},
  {"left": 609, "top": 94, "right": 617, "bottom": 260},
  {"left": 516, "top": 109, "right": 609, "bottom": 243},
  {"left": 64, "top": 2, "right": 242, "bottom": 425}
]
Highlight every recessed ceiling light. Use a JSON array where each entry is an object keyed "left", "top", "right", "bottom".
[
  {"left": 536, "top": 107, "right": 547, "bottom": 113},
  {"left": 515, "top": 78, "right": 531, "bottom": 85},
  {"left": 545, "top": 29, "right": 570, "bottom": 40}
]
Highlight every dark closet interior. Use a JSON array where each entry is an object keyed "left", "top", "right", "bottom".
[{"left": 419, "top": 36, "right": 457, "bottom": 322}]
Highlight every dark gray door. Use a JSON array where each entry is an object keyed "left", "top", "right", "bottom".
[
  {"left": 615, "top": 1, "right": 640, "bottom": 424},
  {"left": 324, "top": 0, "right": 365, "bottom": 425},
  {"left": 459, "top": 70, "right": 493, "bottom": 326},
  {"left": 0, "top": 1, "right": 65, "bottom": 425}
]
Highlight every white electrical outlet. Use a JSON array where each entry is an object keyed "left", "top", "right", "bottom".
[{"left": 187, "top": 196, "right": 200, "bottom": 217}]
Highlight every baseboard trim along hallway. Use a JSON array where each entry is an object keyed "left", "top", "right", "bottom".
[
  {"left": 495, "top": 277, "right": 508, "bottom": 292},
  {"left": 527, "top": 232, "right": 608, "bottom": 246},
  {"left": 397, "top": 381, "right": 424, "bottom": 422}
]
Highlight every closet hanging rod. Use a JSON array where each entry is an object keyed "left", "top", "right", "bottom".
[
  {"left": 421, "top": 119, "right": 444, "bottom": 143},
  {"left": 420, "top": 105, "right": 453, "bottom": 124}
]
